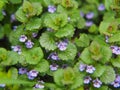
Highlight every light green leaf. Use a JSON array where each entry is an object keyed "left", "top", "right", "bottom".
[
  {"left": 99, "top": 21, "right": 110, "bottom": 35},
  {"left": 70, "top": 75, "right": 83, "bottom": 89},
  {"left": 54, "top": 69, "right": 64, "bottom": 86},
  {"left": 34, "top": 59, "right": 49, "bottom": 73},
  {"left": 25, "top": 47, "right": 43, "bottom": 64},
  {"left": 7, "top": 68, "right": 18, "bottom": 79},
  {"left": 26, "top": 18, "right": 42, "bottom": 31},
  {"left": 105, "top": 0, "right": 113, "bottom": 10},
  {"left": 0, "top": 25, "right": 4, "bottom": 39},
  {"left": 39, "top": 32, "right": 57, "bottom": 50},
  {"left": 80, "top": 48, "right": 95, "bottom": 64},
  {"left": 92, "top": 64, "right": 106, "bottom": 77},
  {"left": 77, "top": 16, "right": 85, "bottom": 29},
  {"left": 55, "top": 24, "right": 74, "bottom": 38},
  {"left": 111, "top": 58, "right": 120, "bottom": 68},
  {"left": 75, "top": 34, "right": 90, "bottom": 47},
  {"left": 0, "top": 78, "right": 34, "bottom": 85},
  {"left": 100, "top": 66, "right": 115, "bottom": 84},
  {"left": 62, "top": 67, "right": 75, "bottom": 85},
  {"left": 0, "top": 48, "right": 7, "bottom": 61},
  {"left": 100, "top": 46, "right": 112, "bottom": 64},
  {"left": 9, "top": 0, "right": 22, "bottom": 4},
  {"left": 15, "top": 7, "right": 28, "bottom": 22},
  {"left": 109, "top": 32, "right": 120, "bottom": 42},
  {"left": 32, "top": 2, "right": 43, "bottom": 16},
  {"left": 44, "top": 13, "right": 68, "bottom": 30},
  {"left": 1, "top": 51, "right": 20, "bottom": 66},
  {"left": 58, "top": 43, "right": 77, "bottom": 60}
]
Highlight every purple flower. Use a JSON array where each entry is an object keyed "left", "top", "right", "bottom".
[
  {"left": 86, "top": 65, "right": 95, "bottom": 74},
  {"left": 25, "top": 40, "right": 34, "bottom": 48},
  {"left": 79, "top": 64, "right": 86, "bottom": 72},
  {"left": 2, "top": 10, "right": 6, "bottom": 16},
  {"left": 85, "top": 21, "right": 93, "bottom": 27},
  {"left": 11, "top": 45, "right": 21, "bottom": 54},
  {"left": 34, "top": 84, "right": 44, "bottom": 89},
  {"left": 48, "top": 5, "right": 56, "bottom": 13},
  {"left": 86, "top": 12, "right": 94, "bottom": 19},
  {"left": 57, "top": 41, "right": 68, "bottom": 51},
  {"left": 105, "top": 36, "right": 109, "bottom": 43},
  {"left": 10, "top": 14, "right": 16, "bottom": 22},
  {"left": 18, "top": 68, "right": 27, "bottom": 74},
  {"left": 0, "top": 84, "right": 5, "bottom": 88},
  {"left": 13, "top": 26, "right": 18, "bottom": 31},
  {"left": 110, "top": 46, "right": 120, "bottom": 55},
  {"left": 111, "top": 75, "right": 120, "bottom": 88},
  {"left": 93, "top": 78, "right": 102, "bottom": 88},
  {"left": 80, "top": 12, "right": 84, "bottom": 17},
  {"left": 84, "top": 76, "right": 92, "bottom": 84},
  {"left": 27, "top": 70, "right": 38, "bottom": 80},
  {"left": 68, "top": 17, "right": 71, "bottom": 22},
  {"left": 48, "top": 52, "right": 59, "bottom": 60},
  {"left": 111, "top": 81, "right": 120, "bottom": 88},
  {"left": 19, "top": 35, "right": 27, "bottom": 42},
  {"left": 98, "top": 4, "right": 105, "bottom": 11},
  {"left": 32, "top": 33, "right": 37, "bottom": 38},
  {"left": 34, "top": 80, "right": 45, "bottom": 89},
  {"left": 50, "top": 64, "right": 58, "bottom": 71}
]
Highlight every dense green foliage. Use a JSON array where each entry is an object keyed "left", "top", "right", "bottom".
[{"left": 0, "top": 0, "right": 120, "bottom": 90}]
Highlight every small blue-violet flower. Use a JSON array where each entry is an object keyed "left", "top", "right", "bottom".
[
  {"left": 86, "top": 12, "right": 94, "bottom": 19},
  {"left": 79, "top": 64, "right": 87, "bottom": 72},
  {"left": 25, "top": 40, "right": 34, "bottom": 48},
  {"left": 98, "top": 4, "right": 105, "bottom": 11},
  {"left": 11, "top": 45, "right": 21, "bottom": 54},
  {"left": 18, "top": 68, "right": 27, "bottom": 74},
  {"left": 84, "top": 76, "right": 92, "bottom": 84},
  {"left": 0, "top": 84, "right": 5, "bottom": 88},
  {"left": 48, "top": 5, "right": 56, "bottom": 13},
  {"left": 19, "top": 35, "right": 27, "bottom": 42},
  {"left": 50, "top": 64, "right": 58, "bottom": 71},
  {"left": 48, "top": 52, "right": 59, "bottom": 60},
  {"left": 27, "top": 70, "right": 38, "bottom": 80},
  {"left": 57, "top": 41, "right": 68, "bottom": 51},
  {"left": 86, "top": 65, "right": 95, "bottom": 74},
  {"left": 85, "top": 21, "right": 93, "bottom": 27},
  {"left": 93, "top": 78, "right": 102, "bottom": 88}
]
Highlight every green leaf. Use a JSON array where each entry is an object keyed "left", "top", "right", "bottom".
[
  {"left": 26, "top": 18, "right": 42, "bottom": 31},
  {"left": 44, "top": 13, "right": 68, "bottom": 30},
  {"left": 77, "top": 16, "right": 85, "bottom": 29},
  {"left": 0, "top": 10, "right": 4, "bottom": 21},
  {"left": 1, "top": 51, "right": 20, "bottom": 66},
  {"left": 39, "top": 32, "right": 57, "bottom": 50},
  {"left": 70, "top": 75, "right": 83, "bottom": 89},
  {"left": 100, "top": 66, "right": 115, "bottom": 84},
  {"left": 22, "top": 0, "right": 33, "bottom": 13},
  {"left": 58, "top": 43, "right": 77, "bottom": 60},
  {"left": 9, "top": 25, "right": 25, "bottom": 45},
  {"left": 100, "top": 46, "right": 112, "bottom": 64},
  {"left": 0, "top": 78, "right": 34, "bottom": 85},
  {"left": 0, "top": 25, "right": 4, "bottom": 39},
  {"left": 62, "top": 67, "right": 75, "bottom": 85},
  {"left": 54, "top": 69, "right": 64, "bottom": 86},
  {"left": 0, "top": 48, "right": 7, "bottom": 61},
  {"left": 0, "top": 0, "right": 5, "bottom": 9},
  {"left": 105, "top": 0, "right": 113, "bottom": 10},
  {"left": 55, "top": 24, "right": 74, "bottom": 38},
  {"left": 111, "top": 58, "right": 120, "bottom": 68},
  {"left": 88, "top": 24, "right": 98, "bottom": 33},
  {"left": 7, "top": 67, "right": 18, "bottom": 79},
  {"left": 32, "top": 2, "right": 43, "bottom": 16},
  {"left": 80, "top": 48, "right": 95, "bottom": 64},
  {"left": 15, "top": 7, "right": 28, "bottom": 22},
  {"left": 99, "top": 21, "right": 110, "bottom": 35},
  {"left": 34, "top": 59, "right": 49, "bottom": 73},
  {"left": 25, "top": 47, "right": 43, "bottom": 64},
  {"left": 92, "top": 64, "right": 106, "bottom": 77},
  {"left": 90, "top": 86, "right": 108, "bottom": 90},
  {"left": 9, "top": 0, "right": 22, "bottom": 4},
  {"left": 75, "top": 34, "right": 90, "bottom": 47},
  {"left": 109, "top": 32, "right": 120, "bottom": 42}
]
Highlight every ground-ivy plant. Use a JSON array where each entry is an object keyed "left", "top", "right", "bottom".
[{"left": 0, "top": 0, "right": 120, "bottom": 90}]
